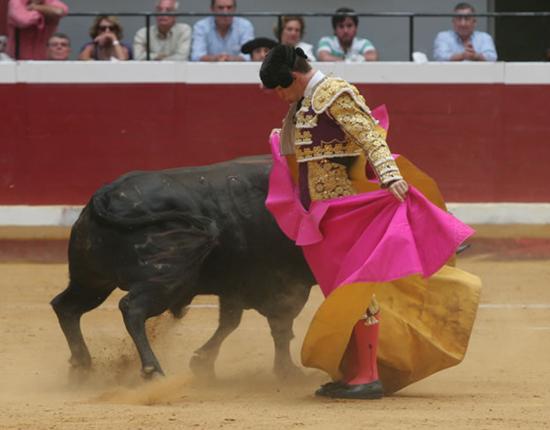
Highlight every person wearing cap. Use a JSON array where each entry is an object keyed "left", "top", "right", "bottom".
[
  {"left": 260, "top": 45, "right": 481, "bottom": 400},
  {"left": 241, "top": 37, "right": 277, "bottom": 61}
]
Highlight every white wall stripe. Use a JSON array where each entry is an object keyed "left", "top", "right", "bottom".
[
  {"left": 0, "top": 62, "right": 16, "bottom": 83},
  {"left": 0, "top": 204, "right": 549, "bottom": 226},
  {"left": 480, "top": 304, "right": 550, "bottom": 309},
  {"left": 447, "top": 203, "right": 550, "bottom": 225},
  {"left": 0, "top": 62, "right": 549, "bottom": 85},
  {"left": 505, "top": 63, "right": 550, "bottom": 85}
]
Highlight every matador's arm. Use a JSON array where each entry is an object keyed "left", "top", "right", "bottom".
[{"left": 328, "top": 92, "right": 403, "bottom": 187}]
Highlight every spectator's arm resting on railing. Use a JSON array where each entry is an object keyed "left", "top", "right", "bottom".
[
  {"left": 479, "top": 33, "right": 497, "bottom": 62},
  {"left": 433, "top": 32, "right": 453, "bottom": 61},
  {"left": 164, "top": 25, "right": 191, "bottom": 61}
]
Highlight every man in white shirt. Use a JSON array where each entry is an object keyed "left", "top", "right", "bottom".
[{"left": 134, "top": 0, "right": 191, "bottom": 61}]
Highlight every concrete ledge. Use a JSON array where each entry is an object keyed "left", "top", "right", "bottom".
[
  {"left": 0, "top": 203, "right": 549, "bottom": 227},
  {"left": 447, "top": 203, "right": 550, "bottom": 225},
  {"left": 1, "top": 61, "right": 548, "bottom": 84}
]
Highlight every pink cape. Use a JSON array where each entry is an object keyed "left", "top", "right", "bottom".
[{"left": 265, "top": 132, "right": 473, "bottom": 297}]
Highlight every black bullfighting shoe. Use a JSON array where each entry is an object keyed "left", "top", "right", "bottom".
[
  {"left": 315, "top": 380, "right": 347, "bottom": 397},
  {"left": 328, "top": 380, "right": 384, "bottom": 400}
]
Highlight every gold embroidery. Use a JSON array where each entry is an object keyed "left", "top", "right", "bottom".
[
  {"left": 295, "top": 96, "right": 318, "bottom": 129},
  {"left": 296, "top": 141, "right": 362, "bottom": 161},
  {"left": 312, "top": 78, "right": 371, "bottom": 115},
  {"left": 295, "top": 111, "right": 318, "bottom": 129},
  {"left": 308, "top": 159, "right": 356, "bottom": 201},
  {"left": 328, "top": 93, "right": 402, "bottom": 185},
  {"left": 295, "top": 129, "right": 312, "bottom": 145}
]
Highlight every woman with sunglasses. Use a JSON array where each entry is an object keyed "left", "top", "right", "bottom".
[{"left": 79, "top": 15, "right": 132, "bottom": 61}]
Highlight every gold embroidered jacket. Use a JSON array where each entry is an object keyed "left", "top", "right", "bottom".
[{"left": 293, "top": 77, "right": 403, "bottom": 190}]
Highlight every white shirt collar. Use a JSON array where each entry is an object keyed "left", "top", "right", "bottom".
[{"left": 304, "top": 70, "right": 325, "bottom": 98}]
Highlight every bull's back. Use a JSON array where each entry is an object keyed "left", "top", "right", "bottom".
[{"left": 68, "top": 155, "right": 289, "bottom": 286}]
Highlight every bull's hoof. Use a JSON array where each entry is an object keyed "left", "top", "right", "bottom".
[
  {"left": 189, "top": 353, "right": 216, "bottom": 379},
  {"left": 274, "top": 363, "right": 303, "bottom": 380},
  {"left": 141, "top": 365, "right": 164, "bottom": 380},
  {"left": 67, "top": 361, "right": 92, "bottom": 384},
  {"left": 69, "top": 354, "right": 92, "bottom": 370}
]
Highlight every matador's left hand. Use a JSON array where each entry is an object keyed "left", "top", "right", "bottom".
[{"left": 389, "top": 179, "right": 409, "bottom": 202}]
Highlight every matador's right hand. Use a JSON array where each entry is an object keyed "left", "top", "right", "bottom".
[{"left": 389, "top": 179, "right": 409, "bottom": 202}]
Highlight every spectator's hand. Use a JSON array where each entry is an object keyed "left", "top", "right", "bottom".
[
  {"left": 94, "top": 32, "right": 118, "bottom": 46},
  {"left": 155, "top": 53, "right": 167, "bottom": 60},
  {"left": 227, "top": 55, "right": 245, "bottom": 61},
  {"left": 463, "top": 42, "right": 478, "bottom": 61},
  {"left": 388, "top": 179, "right": 409, "bottom": 202}
]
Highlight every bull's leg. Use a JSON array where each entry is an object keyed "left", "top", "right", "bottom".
[
  {"left": 119, "top": 289, "right": 170, "bottom": 378},
  {"left": 267, "top": 313, "right": 302, "bottom": 379},
  {"left": 189, "top": 296, "right": 243, "bottom": 378},
  {"left": 51, "top": 281, "right": 115, "bottom": 370}
]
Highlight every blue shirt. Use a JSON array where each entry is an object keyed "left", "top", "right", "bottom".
[
  {"left": 191, "top": 16, "right": 254, "bottom": 61},
  {"left": 433, "top": 30, "right": 497, "bottom": 62}
]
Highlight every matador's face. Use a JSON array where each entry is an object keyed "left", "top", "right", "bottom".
[{"left": 274, "top": 79, "right": 303, "bottom": 104}]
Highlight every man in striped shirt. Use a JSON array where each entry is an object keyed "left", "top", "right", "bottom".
[{"left": 317, "top": 7, "right": 378, "bottom": 62}]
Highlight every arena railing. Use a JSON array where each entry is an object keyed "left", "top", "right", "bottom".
[{"left": 13, "top": 11, "right": 550, "bottom": 60}]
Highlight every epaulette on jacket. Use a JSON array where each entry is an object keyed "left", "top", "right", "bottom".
[{"left": 311, "top": 77, "right": 371, "bottom": 115}]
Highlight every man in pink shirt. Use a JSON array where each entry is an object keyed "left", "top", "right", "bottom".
[{"left": 8, "top": 0, "right": 68, "bottom": 59}]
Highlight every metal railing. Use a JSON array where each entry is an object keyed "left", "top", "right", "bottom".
[{"left": 13, "top": 11, "right": 550, "bottom": 60}]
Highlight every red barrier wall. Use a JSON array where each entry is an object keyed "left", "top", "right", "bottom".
[
  {"left": 0, "top": 0, "right": 7, "bottom": 36},
  {"left": 1, "top": 82, "right": 549, "bottom": 204}
]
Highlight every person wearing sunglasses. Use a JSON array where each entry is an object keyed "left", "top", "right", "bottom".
[
  {"left": 79, "top": 15, "right": 132, "bottom": 61},
  {"left": 7, "top": 0, "right": 68, "bottom": 60}
]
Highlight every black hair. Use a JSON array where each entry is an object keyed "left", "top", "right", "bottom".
[
  {"left": 332, "top": 7, "right": 358, "bottom": 30},
  {"left": 454, "top": 2, "right": 475, "bottom": 12},
  {"left": 259, "top": 44, "right": 311, "bottom": 89}
]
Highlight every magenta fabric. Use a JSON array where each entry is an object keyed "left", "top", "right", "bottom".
[
  {"left": 7, "top": 0, "right": 68, "bottom": 60},
  {"left": 266, "top": 132, "right": 473, "bottom": 297}
]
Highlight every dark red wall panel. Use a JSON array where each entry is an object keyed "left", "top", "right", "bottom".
[{"left": 1, "top": 82, "right": 549, "bottom": 204}]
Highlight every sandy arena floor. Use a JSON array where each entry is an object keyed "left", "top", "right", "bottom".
[{"left": 1, "top": 226, "right": 549, "bottom": 429}]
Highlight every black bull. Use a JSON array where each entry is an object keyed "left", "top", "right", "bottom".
[{"left": 51, "top": 155, "right": 315, "bottom": 378}]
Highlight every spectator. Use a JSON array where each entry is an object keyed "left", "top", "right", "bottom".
[
  {"left": 133, "top": 0, "right": 191, "bottom": 61},
  {"left": 7, "top": 0, "right": 68, "bottom": 60},
  {"left": 317, "top": 7, "right": 378, "bottom": 62},
  {"left": 274, "top": 16, "right": 316, "bottom": 61},
  {"left": 46, "top": 32, "right": 70, "bottom": 60},
  {"left": 241, "top": 37, "right": 276, "bottom": 61},
  {"left": 79, "top": 16, "right": 132, "bottom": 61},
  {"left": 0, "top": 35, "right": 14, "bottom": 61},
  {"left": 191, "top": 0, "right": 254, "bottom": 62},
  {"left": 433, "top": 2, "right": 497, "bottom": 62}
]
